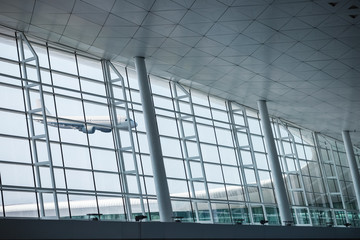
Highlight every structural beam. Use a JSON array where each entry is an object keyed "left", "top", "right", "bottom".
[
  {"left": 134, "top": 56, "right": 173, "bottom": 222},
  {"left": 257, "top": 100, "right": 292, "bottom": 225},
  {"left": 342, "top": 131, "right": 360, "bottom": 210}
]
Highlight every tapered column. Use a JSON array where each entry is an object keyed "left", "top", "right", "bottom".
[
  {"left": 257, "top": 100, "right": 292, "bottom": 225},
  {"left": 342, "top": 131, "right": 360, "bottom": 210},
  {"left": 134, "top": 56, "right": 173, "bottom": 222}
]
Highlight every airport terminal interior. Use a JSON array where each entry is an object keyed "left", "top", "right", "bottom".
[{"left": 0, "top": 0, "right": 360, "bottom": 239}]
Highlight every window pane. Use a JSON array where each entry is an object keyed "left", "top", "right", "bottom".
[
  {"left": 66, "top": 170, "right": 94, "bottom": 190},
  {"left": 49, "top": 48, "right": 77, "bottom": 74},
  {"left": 3, "top": 191, "right": 38, "bottom": 217}
]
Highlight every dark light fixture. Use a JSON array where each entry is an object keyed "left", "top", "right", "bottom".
[
  {"left": 260, "top": 219, "right": 269, "bottom": 225},
  {"left": 349, "top": 5, "right": 359, "bottom": 9},
  {"left": 344, "top": 222, "right": 351, "bottom": 227},
  {"left": 135, "top": 215, "right": 147, "bottom": 222}
]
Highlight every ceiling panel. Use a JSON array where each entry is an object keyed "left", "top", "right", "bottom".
[{"left": 0, "top": 0, "right": 359, "bottom": 145}]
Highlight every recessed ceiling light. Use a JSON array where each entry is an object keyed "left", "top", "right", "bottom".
[
  {"left": 348, "top": 5, "right": 359, "bottom": 9},
  {"left": 328, "top": 2, "right": 338, "bottom": 7}
]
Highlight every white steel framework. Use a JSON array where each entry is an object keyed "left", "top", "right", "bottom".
[
  {"left": 16, "top": 32, "right": 59, "bottom": 218},
  {"left": 173, "top": 82, "right": 214, "bottom": 223},
  {"left": 313, "top": 133, "right": 349, "bottom": 226},
  {"left": 228, "top": 101, "right": 266, "bottom": 224},
  {"left": 275, "top": 119, "right": 311, "bottom": 225},
  {"left": 102, "top": 60, "right": 145, "bottom": 220}
]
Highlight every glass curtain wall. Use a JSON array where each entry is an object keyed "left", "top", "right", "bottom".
[{"left": 0, "top": 29, "right": 359, "bottom": 227}]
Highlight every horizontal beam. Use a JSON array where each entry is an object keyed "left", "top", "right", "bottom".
[{"left": 1, "top": 218, "right": 359, "bottom": 239}]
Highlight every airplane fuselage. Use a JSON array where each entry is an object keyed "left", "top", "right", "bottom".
[{"left": 36, "top": 115, "right": 136, "bottom": 134}]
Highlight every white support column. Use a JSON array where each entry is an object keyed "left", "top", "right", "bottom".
[
  {"left": 134, "top": 56, "right": 173, "bottom": 222},
  {"left": 342, "top": 131, "right": 360, "bottom": 210},
  {"left": 257, "top": 100, "right": 292, "bottom": 225}
]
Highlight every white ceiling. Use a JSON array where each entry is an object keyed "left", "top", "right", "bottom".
[{"left": 0, "top": 0, "right": 359, "bottom": 145}]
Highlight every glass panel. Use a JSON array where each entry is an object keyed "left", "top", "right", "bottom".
[
  {"left": 164, "top": 158, "right": 185, "bottom": 179},
  {"left": 222, "top": 166, "right": 241, "bottom": 184},
  {"left": 171, "top": 200, "right": 194, "bottom": 222},
  {"left": 94, "top": 172, "right": 121, "bottom": 192},
  {"left": 168, "top": 179, "right": 189, "bottom": 197},
  {"left": 3, "top": 191, "right": 38, "bottom": 217},
  {"left": 262, "top": 188, "right": 275, "bottom": 203},
  {"left": 0, "top": 163, "right": 34, "bottom": 187},
  {"left": 98, "top": 196, "right": 126, "bottom": 221},
  {"left": 208, "top": 183, "right": 227, "bottom": 200},
  {"left": 0, "top": 60, "right": 20, "bottom": 77},
  {"left": 251, "top": 135, "right": 265, "bottom": 152},
  {"left": 334, "top": 210, "right": 347, "bottom": 226},
  {"left": 248, "top": 186, "right": 261, "bottom": 202},
  {"left": 218, "top": 146, "right": 237, "bottom": 165},
  {"left": 49, "top": 48, "right": 77, "bottom": 75},
  {"left": 150, "top": 77, "right": 171, "bottom": 97},
  {"left": 295, "top": 208, "right": 310, "bottom": 224},
  {"left": 66, "top": 170, "right": 94, "bottom": 191},
  {"left": 0, "top": 35, "right": 18, "bottom": 60},
  {"left": 266, "top": 206, "right": 280, "bottom": 225},
  {"left": 0, "top": 85, "right": 25, "bottom": 111},
  {"left": 0, "top": 137, "right": 32, "bottom": 163},
  {"left": 91, "top": 148, "right": 118, "bottom": 172},
  {"left": 195, "top": 201, "right": 211, "bottom": 222},
  {"left": 68, "top": 194, "right": 98, "bottom": 219},
  {"left": 215, "top": 128, "right": 233, "bottom": 146},
  {"left": 226, "top": 184, "right": 244, "bottom": 201},
  {"left": 230, "top": 204, "right": 249, "bottom": 224},
  {"left": 197, "top": 125, "right": 216, "bottom": 144},
  {"left": 157, "top": 116, "right": 178, "bottom": 137},
  {"left": 201, "top": 143, "right": 220, "bottom": 163},
  {"left": 160, "top": 137, "right": 182, "bottom": 158},
  {"left": 204, "top": 164, "right": 223, "bottom": 183},
  {"left": 77, "top": 56, "right": 103, "bottom": 81},
  {"left": 251, "top": 205, "right": 264, "bottom": 223},
  {"left": 212, "top": 203, "right": 231, "bottom": 223},
  {"left": 62, "top": 144, "right": 91, "bottom": 169}
]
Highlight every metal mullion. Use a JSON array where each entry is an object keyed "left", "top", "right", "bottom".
[
  {"left": 45, "top": 43, "right": 86, "bottom": 219},
  {"left": 169, "top": 82, "right": 196, "bottom": 222},
  {"left": 108, "top": 61, "right": 145, "bottom": 217},
  {"left": 244, "top": 112, "right": 265, "bottom": 223},
  {"left": 102, "top": 60, "right": 133, "bottom": 221},
  {"left": 208, "top": 97, "right": 232, "bottom": 222},
  {"left": 275, "top": 121, "right": 296, "bottom": 207},
  {"left": 75, "top": 53, "right": 101, "bottom": 216},
  {"left": 277, "top": 120, "right": 312, "bottom": 225},
  {"left": 17, "top": 32, "right": 45, "bottom": 217},
  {"left": 228, "top": 102, "right": 254, "bottom": 223},
  {"left": 274, "top": 124, "right": 299, "bottom": 224},
  {"left": 243, "top": 109, "right": 265, "bottom": 204},
  {"left": 187, "top": 90, "right": 214, "bottom": 223},
  {"left": 278, "top": 121, "right": 311, "bottom": 222},
  {"left": 313, "top": 132, "right": 338, "bottom": 224},
  {"left": 323, "top": 138, "right": 347, "bottom": 212},
  {"left": 15, "top": 33, "right": 41, "bottom": 218},
  {"left": 173, "top": 84, "right": 200, "bottom": 222},
  {"left": 105, "top": 64, "right": 128, "bottom": 220},
  {"left": 0, "top": 173, "right": 5, "bottom": 217},
  {"left": 324, "top": 143, "right": 349, "bottom": 224}
]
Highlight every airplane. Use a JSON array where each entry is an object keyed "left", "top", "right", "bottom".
[{"left": 33, "top": 100, "right": 137, "bottom": 134}]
